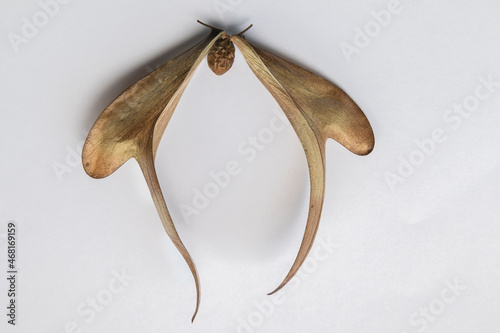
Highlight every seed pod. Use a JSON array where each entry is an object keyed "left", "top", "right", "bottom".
[{"left": 207, "top": 31, "right": 235, "bottom": 75}]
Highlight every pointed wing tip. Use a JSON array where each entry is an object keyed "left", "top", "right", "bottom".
[
  {"left": 267, "top": 286, "right": 281, "bottom": 296},
  {"left": 268, "top": 275, "right": 293, "bottom": 296},
  {"left": 191, "top": 285, "right": 200, "bottom": 323},
  {"left": 191, "top": 307, "right": 199, "bottom": 323}
]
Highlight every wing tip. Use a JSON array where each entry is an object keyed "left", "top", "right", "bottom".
[
  {"left": 81, "top": 151, "right": 120, "bottom": 179},
  {"left": 340, "top": 126, "right": 375, "bottom": 156},
  {"left": 354, "top": 139, "right": 375, "bottom": 156},
  {"left": 267, "top": 284, "right": 284, "bottom": 296},
  {"left": 191, "top": 305, "right": 199, "bottom": 323}
]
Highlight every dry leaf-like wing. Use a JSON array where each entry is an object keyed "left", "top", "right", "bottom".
[
  {"left": 232, "top": 35, "right": 374, "bottom": 294},
  {"left": 82, "top": 28, "right": 223, "bottom": 321}
]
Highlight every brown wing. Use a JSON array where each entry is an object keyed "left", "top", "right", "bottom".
[
  {"left": 83, "top": 29, "right": 223, "bottom": 178},
  {"left": 232, "top": 35, "right": 374, "bottom": 294},
  {"left": 82, "top": 28, "right": 223, "bottom": 321}
]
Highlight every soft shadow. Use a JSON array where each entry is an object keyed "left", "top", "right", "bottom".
[
  {"left": 83, "top": 27, "right": 211, "bottom": 129},
  {"left": 243, "top": 35, "right": 346, "bottom": 87}
]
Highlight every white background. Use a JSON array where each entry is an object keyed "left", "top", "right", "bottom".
[{"left": 1, "top": 0, "right": 500, "bottom": 332}]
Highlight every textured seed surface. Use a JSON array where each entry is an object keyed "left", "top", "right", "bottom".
[{"left": 208, "top": 32, "right": 235, "bottom": 75}]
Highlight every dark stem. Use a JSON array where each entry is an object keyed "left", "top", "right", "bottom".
[
  {"left": 237, "top": 24, "right": 253, "bottom": 36},
  {"left": 196, "top": 20, "right": 220, "bottom": 31}
]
